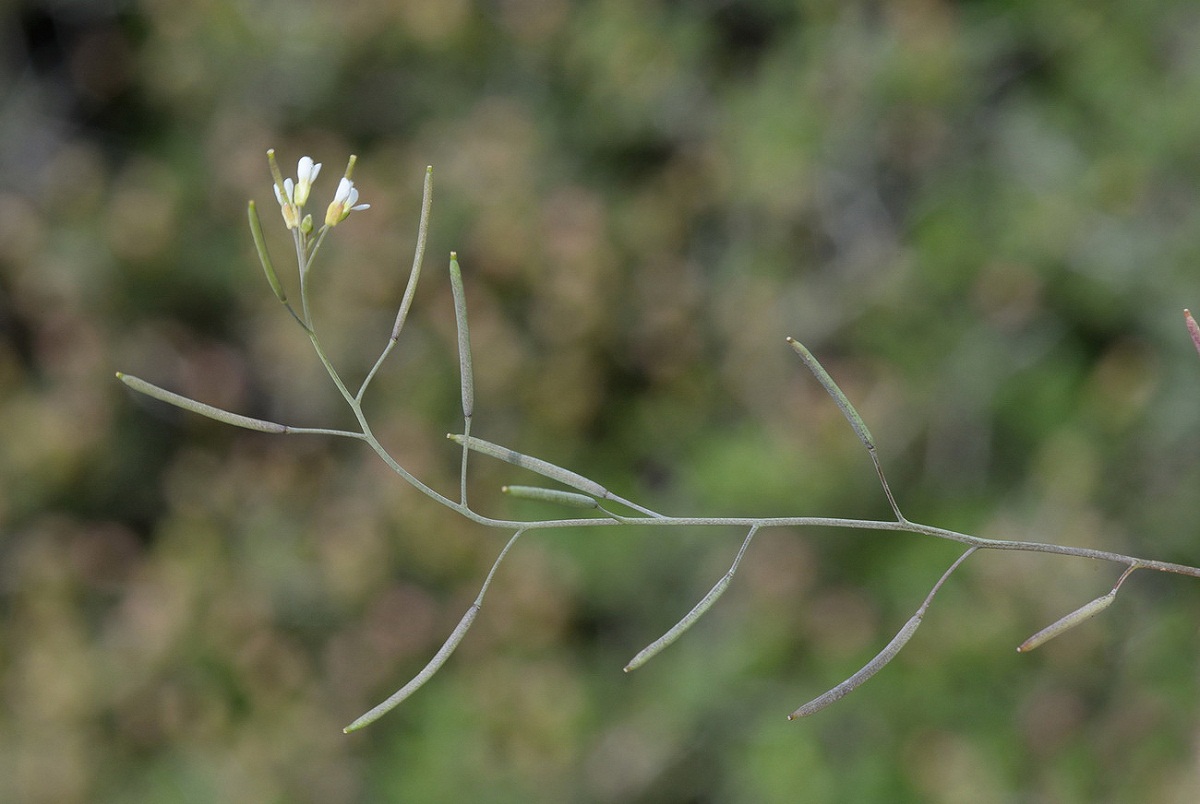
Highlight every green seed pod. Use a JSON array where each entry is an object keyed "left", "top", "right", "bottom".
[
  {"left": 450, "top": 253, "right": 474, "bottom": 419},
  {"left": 789, "top": 613, "right": 924, "bottom": 719},
  {"left": 447, "top": 434, "right": 608, "bottom": 498},
  {"left": 1017, "top": 591, "right": 1116, "bottom": 653},
  {"left": 502, "top": 485, "right": 598, "bottom": 509},
  {"left": 787, "top": 337, "right": 875, "bottom": 451},
  {"left": 117, "top": 372, "right": 288, "bottom": 433},
  {"left": 248, "top": 200, "right": 287, "bottom": 303}
]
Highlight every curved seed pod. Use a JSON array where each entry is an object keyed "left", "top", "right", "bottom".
[
  {"left": 344, "top": 604, "right": 480, "bottom": 733},
  {"left": 448, "top": 434, "right": 608, "bottom": 498},
  {"left": 344, "top": 529, "right": 525, "bottom": 733},
  {"left": 786, "top": 337, "right": 875, "bottom": 451},
  {"left": 117, "top": 373, "right": 287, "bottom": 433},
  {"left": 449, "top": 253, "right": 474, "bottom": 419},
  {"left": 789, "top": 546, "right": 975, "bottom": 720},
  {"left": 625, "top": 573, "right": 732, "bottom": 672},
  {"left": 1016, "top": 591, "right": 1116, "bottom": 653},
  {"left": 390, "top": 166, "right": 434, "bottom": 340},
  {"left": 248, "top": 200, "right": 287, "bottom": 303},
  {"left": 502, "top": 485, "right": 598, "bottom": 509},
  {"left": 789, "top": 613, "right": 923, "bottom": 719},
  {"left": 625, "top": 525, "right": 760, "bottom": 671},
  {"left": 787, "top": 338, "right": 904, "bottom": 520}
]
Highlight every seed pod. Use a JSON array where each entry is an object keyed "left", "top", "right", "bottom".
[
  {"left": 1017, "top": 591, "right": 1116, "bottom": 653},
  {"left": 117, "top": 373, "right": 288, "bottom": 433},
  {"left": 789, "top": 613, "right": 923, "bottom": 719},
  {"left": 448, "top": 434, "right": 609, "bottom": 498},
  {"left": 248, "top": 200, "right": 287, "bottom": 303},
  {"left": 787, "top": 337, "right": 875, "bottom": 451},
  {"left": 625, "top": 525, "right": 760, "bottom": 672},
  {"left": 449, "top": 253, "right": 474, "bottom": 419},
  {"left": 502, "top": 485, "right": 598, "bottom": 509},
  {"left": 344, "top": 603, "right": 480, "bottom": 733}
]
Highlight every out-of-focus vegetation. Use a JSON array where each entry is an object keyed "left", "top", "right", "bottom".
[{"left": 3, "top": 0, "right": 1200, "bottom": 800}]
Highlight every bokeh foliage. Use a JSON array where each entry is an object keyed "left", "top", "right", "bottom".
[{"left": 3, "top": 0, "right": 1200, "bottom": 801}]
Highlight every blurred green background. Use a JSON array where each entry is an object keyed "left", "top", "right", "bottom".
[{"left": 4, "top": 0, "right": 1200, "bottom": 801}]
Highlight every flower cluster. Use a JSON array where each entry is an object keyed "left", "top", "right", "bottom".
[
  {"left": 268, "top": 150, "right": 369, "bottom": 232},
  {"left": 247, "top": 150, "right": 374, "bottom": 316}
]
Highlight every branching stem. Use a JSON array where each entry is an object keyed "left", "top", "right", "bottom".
[{"left": 116, "top": 157, "right": 1200, "bottom": 733}]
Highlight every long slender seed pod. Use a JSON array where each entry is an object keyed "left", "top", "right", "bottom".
[
  {"left": 789, "top": 613, "right": 923, "bottom": 719},
  {"left": 344, "top": 529, "right": 525, "bottom": 733},
  {"left": 786, "top": 337, "right": 875, "bottom": 451},
  {"left": 1016, "top": 564, "right": 1136, "bottom": 653},
  {"left": 116, "top": 373, "right": 361, "bottom": 439},
  {"left": 390, "top": 166, "right": 434, "bottom": 341},
  {"left": 449, "top": 252, "right": 474, "bottom": 505},
  {"left": 1017, "top": 591, "right": 1116, "bottom": 653},
  {"left": 448, "top": 434, "right": 609, "bottom": 498},
  {"left": 117, "top": 373, "right": 288, "bottom": 433},
  {"left": 788, "top": 337, "right": 905, "bottom": 521},
  {"left": 358, "top": 167, "right": 434, "bottom": 403},
  {"left": 503, "top": 485, "right": 598, "bottom": 509},
  {"left": 343, "top": 604, "right": 480, "bottom": 733},
  {"left": 789, "top": 547, "right": 976, "bottom": 719},
  {"left": 248, "top": 200, "right": 287, "bottom": 303},
  {"left": 625, "top": 525, "right": 760, "bottom": 671},
  {"left": 449, "top": 253, "right": 474, "bottom": 420}
]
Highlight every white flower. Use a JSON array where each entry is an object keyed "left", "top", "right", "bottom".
[
  {"left": 293, "top": 156, "right": 321, "bottom": 207},
  {"left": 325, "top": 177, "right": 370, "bottom": 227},
  {"left": 271, "top": 155, "right": 322, "bottom": 230},
  {"left": 274, "top": 179, "right": 300, "bottom": 229}
]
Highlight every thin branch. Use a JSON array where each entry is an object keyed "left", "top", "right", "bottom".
[
  {"left": 600, "top": 491, "right": 665, "bottom": 519},
  {"left": 122, "top": 157, "right": 1200, "bottom": 733}
]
